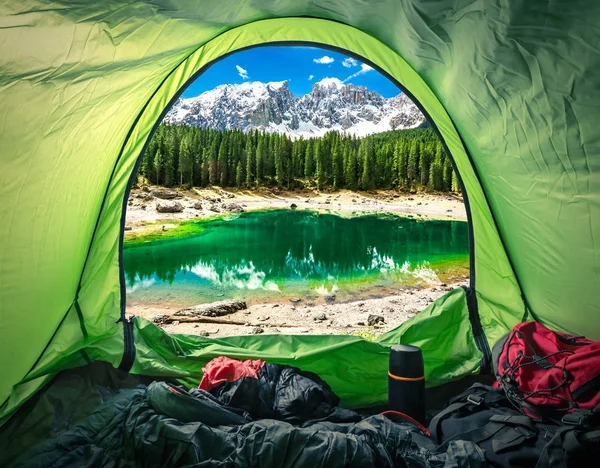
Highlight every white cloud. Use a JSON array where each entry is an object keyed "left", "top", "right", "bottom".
[
  {"left": 342, "top": 57, "right": 358, "bottom": 68},
  {"left": 316, "top": 77, "right": 344, "bottom": 88},
  {"left": 308, "top": 74, "right": 314, "bottom": 80},
  {"left": 343, "top": 63, "right": 373, "bottom": 82},
  {"left": 236, "top": 65, "right": 249, "bottom": 79},
  {"left": 313, "top": 55, "right": 334, "bottom": 64}
]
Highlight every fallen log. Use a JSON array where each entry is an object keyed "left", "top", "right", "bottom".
[
  {"left": 151, "top": 314, "right": 296, "bottom": 328},
  {"left": 174, "top": 299, "right": 247, "bottom": 317}
]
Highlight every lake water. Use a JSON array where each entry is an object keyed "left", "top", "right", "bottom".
[{"left": 124, "top": 210, "right": 469, "bottom": 308}]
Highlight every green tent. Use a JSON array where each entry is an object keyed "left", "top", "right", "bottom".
[{"left": 0, "top": 0, "right": 598, "bottom": 439}]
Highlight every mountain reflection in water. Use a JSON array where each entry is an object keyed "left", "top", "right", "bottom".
[{"left": 124, "top": 210, "right": 468, "bottom": 306}]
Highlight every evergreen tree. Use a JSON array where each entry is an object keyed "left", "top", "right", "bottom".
[
  {"left": 407, "top": 139, "right": 420, "bottom": 185},
  {"left": 292, "top": 140, "right": 304, "bottom": 177},
  {"left": 443, "top": 155, "right": 454, "bottom": 191},
  {"left": 256, "top": 136, "right": 266, "bottom": 182},
  {"left": 192, "top": 132, "right": 203, "bottom": 186},
  {"left": 281, "top": 135, "right": 293, "bottom": 188},
  {"left": 266, "top": 134, "right": 275, "bottom": 178},
  {"left": 419, "top": 142, "right": 433, "bottom": 186},
  {"left": 275, "top": 138, "right": 285, "bottom": 187},
  {"left": 392, "top": 141, "right": 400, "bottom": 186},
  {"left": 235, "top": 161, "right": 243, "bottom": 188},
  {"left": 201, "top": 148, "right": 209, "bottom": 187},
  {"left": 398, "top": 141, "right": 408, "bottom": 187},
  {"left": 315, "top": 140, "right": 325, "bottom": 189},
  {"left": 161, "top": 130, "right": 177, "bottom": 187},
  {"left": 208, "top": 137, "right": 219, "bottom": 185},
  {"left": 218, "top": 138, "right": 228, "bottom": 186},
  {"left": 245, "top": 137, "right": 254, "bottom": 186},
  {"left": 164, "top": 149, "right": 176, "bottom": 187},
  {"left": 345, "top": 145, "right": 358, "bottom": 189},
  {"left": 429, "top": 144, "right": 445, "bottom": 190},
  {"left": 178, "top": 135, "right": 194, "bottom": 186},
  {"left": 332, "top": 142, "right": 343, "bottom": 190},
  {"left": 451, "top": 170, "right": 460, "bottom": 192},
  {"left": 154, "top": 149, "right": 164, "bottom": 185},
  {"left": 360, "top": 138, "right": 376, "bottom": 190},
  {"left": 304, "top": 140, "right": 314, "bottom": 177},
  {"left": 142, "top": 137, "right": 157, "bottom": 183}
]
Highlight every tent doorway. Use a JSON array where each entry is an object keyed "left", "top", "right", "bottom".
[{"left": 122, "top": 43, "right": 471, "bottom": 343}]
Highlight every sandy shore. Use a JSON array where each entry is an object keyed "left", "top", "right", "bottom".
[
  {"left": 125, "top": 186, "right": 467, "bottom": 338},
  {"left": 125, "top": 186, "right": 466, "bottom": 227}
]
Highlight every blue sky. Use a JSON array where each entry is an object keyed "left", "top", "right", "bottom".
[{"left": 181, "top": 46, "right": 401, "bottom": 98}]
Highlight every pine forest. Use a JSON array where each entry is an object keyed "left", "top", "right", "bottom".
[{"left": 139, "top": 125, "right": 461, "bottom": 193}]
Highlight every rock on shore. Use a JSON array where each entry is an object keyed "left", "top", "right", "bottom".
[{"left": 156, "top": 200, "right": 184, "bottom": 213}]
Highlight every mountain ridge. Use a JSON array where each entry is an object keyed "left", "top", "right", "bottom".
[{"left": 164, "top": 78, "right": 425, "bottom": 138}]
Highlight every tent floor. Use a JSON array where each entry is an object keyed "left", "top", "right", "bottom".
[{"left": 0, "top": 362, "right": 492, "bottom": 465}]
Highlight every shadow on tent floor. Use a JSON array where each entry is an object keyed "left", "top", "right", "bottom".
[
  {"left": 0, "top": 361, "right": 492, "bottom": 466},
  {"left": 0, "top": 363, "right": 163, "bottom": 465}
]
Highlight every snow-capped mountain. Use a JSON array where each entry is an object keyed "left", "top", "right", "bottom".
[{"left": 164, "top": 78, "right": 425, "bottom": 138}]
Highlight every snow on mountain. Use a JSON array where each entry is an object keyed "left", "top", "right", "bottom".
[{"left": 164, "top": 78, "right": 425, "bottom": 138}]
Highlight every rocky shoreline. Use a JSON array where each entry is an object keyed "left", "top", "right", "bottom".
[{"left": 127, "top": 282, "right": 465, "bottom": 340}]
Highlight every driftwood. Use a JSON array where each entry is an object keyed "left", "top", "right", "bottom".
[
  {"left": 174, "top": 299, "right": 247, "bottom": 317},
  {"left": 152, "top": 314, "right": 296, "bottom": 328}
]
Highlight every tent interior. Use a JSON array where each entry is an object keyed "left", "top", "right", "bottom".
[{"left": 1, "top": 1, "right": 598, "bottom": 465}]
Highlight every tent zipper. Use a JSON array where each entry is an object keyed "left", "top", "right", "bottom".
[
  {"left": 462, "top": 286, "right": 492, "bottom": 373},
  {"left": 118, "top": 316, "right": 136, "bottom": 372}
]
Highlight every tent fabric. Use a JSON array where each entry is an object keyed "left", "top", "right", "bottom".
[{"left": 0, "top": 1, "right": 598, "bottom": 426}]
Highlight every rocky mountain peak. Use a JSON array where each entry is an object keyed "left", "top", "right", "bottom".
[{"left": 165, "top": 78, "right": 425, "bottom": 138}]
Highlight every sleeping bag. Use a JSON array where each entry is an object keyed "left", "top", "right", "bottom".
[{"left": 7, "top": 360, "right": 486, "bottom": 467}]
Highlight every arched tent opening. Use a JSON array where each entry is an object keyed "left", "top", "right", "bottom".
[
  {"left": 1, "top": 5, "right": 598, "bottom": 457},
  {"left": 0, "top": 17, "right": 525, "bottom": 423}
]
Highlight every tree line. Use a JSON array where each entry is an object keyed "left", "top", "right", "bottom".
[{"left": 139, "top": 124, "right": 461, "bottom": 192}]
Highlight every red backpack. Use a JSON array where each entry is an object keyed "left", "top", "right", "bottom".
[{"left": 493, "top": 321, "right": 600, "bottom": 422}]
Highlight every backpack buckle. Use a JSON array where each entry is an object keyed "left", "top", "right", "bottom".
[
  {"left": 561, "top": 412, "right": 586, "bottom": 426},
  {"left": 467, "top": 394, "right": 484, "bottom": 406}
]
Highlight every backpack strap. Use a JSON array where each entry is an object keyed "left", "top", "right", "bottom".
[
  {"left": 489, "top": 415, "right": 537, "bottom": 451},
  {"left": 439, "top": 414, "right": 537, "bottom": 454},
  {"left": 429, "top": 400, "right": 474, "bottom": 443},
  {"left": 536, "top": 426, "right": 600, "bottom": 468},
  {"left": 535, "top": 408, "right": 600, "bottom": 468},
  {"left": 429, "top": 386, "right": 509, "bottom": 443}
]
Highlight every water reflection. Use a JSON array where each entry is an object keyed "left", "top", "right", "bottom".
[
  {"left": 124, "top": 210, "right": 468, "bottom": 304},
  {"left": 187, "top": 260, "right": 280, "bottom": 292}
]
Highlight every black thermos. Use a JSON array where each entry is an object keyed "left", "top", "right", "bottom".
[{"left": 388, "top": 344, "right": 426, "bottom": 423}]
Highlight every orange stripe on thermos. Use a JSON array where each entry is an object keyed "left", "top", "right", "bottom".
[{"left": 388, "top": 371, "right": 425, "bottom": 382}]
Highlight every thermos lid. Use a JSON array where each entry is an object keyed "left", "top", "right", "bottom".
[{"left": 389, "top": 344, "right": 424, "bottom": 379}]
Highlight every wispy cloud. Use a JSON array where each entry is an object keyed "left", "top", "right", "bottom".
[
  {"left": 313, "top": 56, "right": 334, "bottom": 64},
  {"left": 236, "top": 65, "right": 249, "bottom": 79},
  {"left": 308, "top": 74, "right": 314, "bottom": 80},
  {"left": 342, "top": 57, "right": 358, "bottom": 68},
  {"left": 344, "top": 63, "right": 373, "bottom": 82}
]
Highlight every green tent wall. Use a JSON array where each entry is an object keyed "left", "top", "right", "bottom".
[{"left": 0, "top": 1, "right": 598, "bottom": 425}]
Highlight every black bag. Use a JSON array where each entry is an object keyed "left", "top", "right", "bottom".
[{"left": 428, "top": 383, "right": 600, "bottom": 468}]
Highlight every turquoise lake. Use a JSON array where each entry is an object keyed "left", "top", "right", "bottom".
[{"left": 123, "top": 210, "right": 469, "bottom": 308}]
